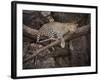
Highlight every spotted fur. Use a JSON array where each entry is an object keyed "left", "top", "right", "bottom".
[{"left": 37, "top": 22, "right": 77, "bottom": 48}]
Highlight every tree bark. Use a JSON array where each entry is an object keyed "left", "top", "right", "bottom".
[{"left": 23, "top": 25, "right": 38, "bottom": 40}]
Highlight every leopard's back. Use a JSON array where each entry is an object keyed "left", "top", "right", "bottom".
[{"left": 37, "top": 23, "right": 57, "bottom": 42}]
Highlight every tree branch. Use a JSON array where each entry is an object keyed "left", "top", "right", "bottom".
[
  {"left": 24, "top": 25, "right": 90, "bottom": 63},
  {"left": 23, "top": 25, "right": 38, "bottom": 40}
]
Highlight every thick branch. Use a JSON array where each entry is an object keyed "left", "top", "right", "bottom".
[
  {"left": 24, "top": 25, "right": 90, "bottom": 63},
  {"left": 23, "top": 25, "right": 38, "bottom": 40}
]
